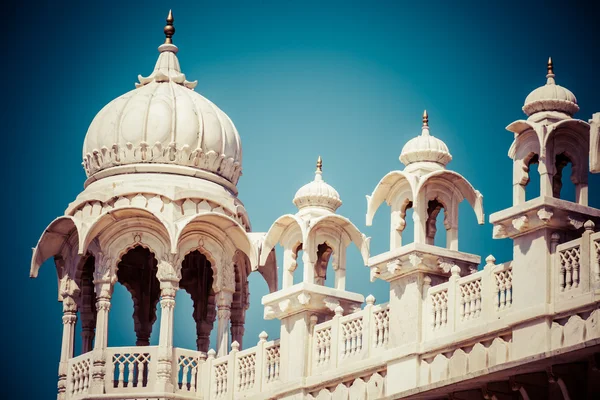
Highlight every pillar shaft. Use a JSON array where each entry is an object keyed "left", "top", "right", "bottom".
[
  {"left": 216, "top": 291, "right": 233, "bottom": 357},
  {"left": 57, "top": 288, "right": 78, "bottom": 400},
  {"left": 90, "top": 282, "right": 112, "bottom": 394},
  {"left": 155, "top": 279, "right": 178, "bottom": 392}
]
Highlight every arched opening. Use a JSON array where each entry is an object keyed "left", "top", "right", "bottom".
[
  {"left": 553, "top": 152, "right": 576, "bottom": 202},
  {"left": 393, "top": 200, "right": 413, "bottom": 248},
  {"left": 434, "top": 208, "right": 447, "bottom": 248},
  {"left": 76, "top": 255, "right": 96, "bottom": 355},
  {"left": 178, "top": 250, "right": 215, "bottom": 352},
  {"left": 525, "top": 154, "right": 540, "bottom": 201},
  {"left": 403, "top": 206, "right": 415, "bottom": 244},
  {"left": 231, "top": 261, "right": 248, "bottom": 348},
  {"left": 426, "top": 199, "right": 446, "bottom": 248},
  {"left": 315, "top": 242, "right": 334, "bottom": 286},
  {"left": 293, "top": 243, "right": 304, "bottom": 286},
  {"left": 116, "top": 246, "right": 160, "bottom": 346}
]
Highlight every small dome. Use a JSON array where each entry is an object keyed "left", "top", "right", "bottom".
[
  {"left": 293, "top": 157, "right": 342, "bottom": 213},
  {"left": 82, "top": 13, "right": 242, "bottom": 185},
  {"left": 400, "top": 111, "right": 452, "bottom": 167},
  {"left": 523, "top": 58, "right": 579, "bottom": 117}
]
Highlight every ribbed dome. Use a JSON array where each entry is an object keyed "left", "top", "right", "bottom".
[
  {"left": 293, "top": 157, "right": 342, "bottom": 213},
  {"left": 523, "top": 58, "right": 579, "bottom": 117},
  {"left": 400, "top": 111, "right": 452, "bottom": 167},
  {"left": 82, "top": 20, "right": 242, "bottom": 185}
]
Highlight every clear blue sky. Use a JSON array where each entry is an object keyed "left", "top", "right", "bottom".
[{"left": 3, "top": 0, "right": 599, "bottom": 397}]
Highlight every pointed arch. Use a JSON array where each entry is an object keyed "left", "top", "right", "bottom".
[
  {"left": 80, "top": 207, "right": 173, "bottom": 259},
  {"left": 258, "top": 248, "right": 278, "bottom": 293},
  {"left": 306, "top": 214, "right": 370, "bottom": 265},
  {"left": 176, "top": 212, "right": 258, "bottom": 270},
  {"left": 31, "top": 216, "right": 82, "bottom": 279},
  {"left": 365, "top": 170, "right": 416, "bottom": 226},
  {"left": 546, "top": 119, "right": 590, "bottom": 185},
  {"left": 260, "top": 214, "right": 307, "bottom": 265},
  {"left": 417, "top": 170, "right": 484, "bottom": 224}
]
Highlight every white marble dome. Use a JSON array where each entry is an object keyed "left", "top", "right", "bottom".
[
  {"left": 523, "top": 58, "right": 579, "bottom": 117},
  {"left": 293, "top": 157, "right": 342, "bottom": 213},
  {"left": 400, "top": 111, "right": 452, "bottom": 167},
  {"left": 82, "top": 43, "right": 242, "bottom": 185}
]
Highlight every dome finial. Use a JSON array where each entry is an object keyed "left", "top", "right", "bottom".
[
  {"left": 546, "top": 56, "right": 555, "bottom": 84},
  {"left": 164, "top": 10, "right": 175, "bottom": 44},
  {"left": 421, "top": 110, "right": 430, "bottom": 136},
  {"left": 316, "top": 156, "right": 323, "bottom": 173}
]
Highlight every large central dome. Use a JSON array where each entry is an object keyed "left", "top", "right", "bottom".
[{"left": 82, "top": 13, "right": 242, "bottom": 186}]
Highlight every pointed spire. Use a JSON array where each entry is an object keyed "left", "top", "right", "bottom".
[
  {"left": 316, "top": 156, "right": 323, "bottom": 173},
  {"left": 546, "top": 56, "right": 555, "bottom": 84},
  {"left": 164, "top": 10, "right": 175, "bottom": 45},
  {"left": 421, "top": 110, "right": 430, "bottom": 136}
]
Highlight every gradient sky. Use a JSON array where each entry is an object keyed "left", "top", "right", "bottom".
[{"left": 4, "top": 0, "right": 600, "bottom": 397}]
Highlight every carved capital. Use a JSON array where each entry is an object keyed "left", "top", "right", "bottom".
[
  {"left": 512, "top": 216, "right": 529, "bottom": 232},
  {"left": 568, "top": 215, "right": 584, "bottom": 230},
  {"left": 537, "top": 208, "right": 554, "bottom": 223},
  {"left": 437, "top": 258, "right": 454, "bottom": 274},
  {"left": 264, "top": 305, "right": 276, "bottom": 319},
  {"left": 62, "top": 314, "right": 77, "bottom": 325},
  {"left": 279, "top": 299, "right": 291, "bottom": 312},
  {"left": 409, "top": 253, "right": 423, "bottom": 268},
  {"left": 297, "top": 292, "right": 311, "bottom": 306},
  {"left": 217, "top": 307, "right": 231, "bottom": 321},
  {"left": 157, "top": 254, "right": 181, "bottom": 284},
  {"left": 217, "top": 260, "right": 236, "bottom": 293},
  {"left": 93, "top": 252, "right": 116, "bottom": 285},
  {"left": 160, "top": 298, "right": 176, "bottom": 310},
  {"left": 493, "top": 224, "right": 508, "bottom": 239},
  {"left": 386, "top": 259, "right": 401, "bottom": 274},
  {"left": 323, "top": 297, "right": 340, "bottom": 311}
]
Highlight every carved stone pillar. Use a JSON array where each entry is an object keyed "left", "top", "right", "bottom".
[
  {"left": 154, "top": 257, "right": 180, "bottom": 392},
  {"left": 57, "top": 276, "right": 80, "bottom": 400},
  {"left": 230, "top": 307, "right": 245, "bottom": 349},
  {"left": 302, "top": 252, "right": 315, "bottom": 284},
  {"left": 79, "top": 256, "right": 96, "bottom": 353},
  {"left": 216, "top": 291, "right": 233, "bottom": 357},
  {"left": 90, "top": 254, "right": 114, "bottom": 394}
]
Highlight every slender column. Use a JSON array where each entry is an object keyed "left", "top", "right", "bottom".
[
  {"left": 90, "top": 253, "right": 114, "bottom": 394},
  {"left": 230, "top": 307, "right": 245, "bottom": 349},
  {"left": 216, "top": 291, "right": 233, "bottom": 357},
  {"left": 413, "top": 190, "right": 427, "bottom": 244},
  {"left": 539, "top": 156, "right": 553, "bottom": 198},
  {"left": 334, "top": 248, "right": 346, "bottom": 291},
  {"left": 282, "top": 248, "right": 296, "bottom": 289},
  {"left": 302, "top": 252, "right": 315, "bottom": 284},
  {"left": 155, "top": 256, "right": 180, "bottom": 392},
  {"left": 57, "top": 276, "right": 80, "bottom": 400}
]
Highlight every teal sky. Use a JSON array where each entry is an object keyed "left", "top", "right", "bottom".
[{"left": 4, "top": 0, "right": 599, "bottom": 397}]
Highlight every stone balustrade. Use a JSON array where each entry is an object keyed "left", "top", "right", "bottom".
[
  {"left": 312, "top": 299, "right": 390, "bottom": 375},
  {"left": 423, "top": 261, "right": 513, "bottom": 342},
  {"left": 62, "top": 228, "right": 600, "bottom": 399}
]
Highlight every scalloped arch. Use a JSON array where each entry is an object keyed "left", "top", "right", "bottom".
[
  {"left": 417, "top": 170, "right": 484, "bottom": 225},
  {"left": 80, "top": 207, "right": 174, "bottom": 257},
  {"left": 260, "top": 214, "right": 307, "bottom": 266},
  {"left": 366, "top": 170, "right": 417, "bottom": 226},
  {"left": 31, "top": 216, "right": 82, "bottom": 279}
]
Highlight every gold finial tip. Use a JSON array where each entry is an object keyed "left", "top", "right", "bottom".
[
  {"left": 316, "top": 156, "right": 323, "bottom": 172},
  {"left": 547, "top": 56, "right": 554, "bottom": 75},
  {"left": 164, "top": 10, "right": 175, "bottom": 44},
  {"left": 422, "top": 110, "right": 429, "bottom": 126}
]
